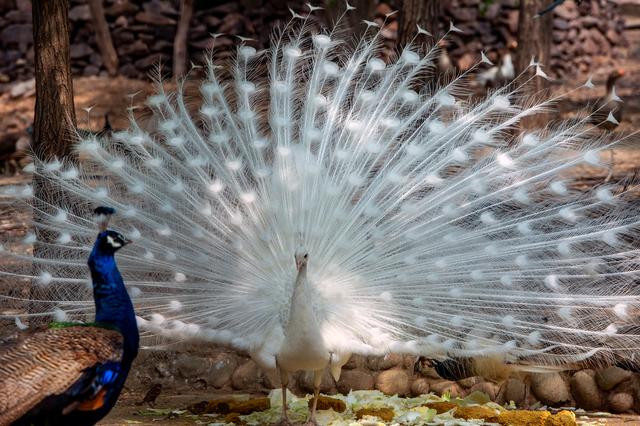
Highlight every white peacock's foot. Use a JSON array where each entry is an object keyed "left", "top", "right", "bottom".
[{"left": 273, "top": 417, "right": 293, "bottom": 426}]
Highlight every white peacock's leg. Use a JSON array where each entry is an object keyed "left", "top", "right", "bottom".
[
  {"left": 278, "top": 364, "right": 291, "bottom": 425},
  {"left": 306, "top": 370, "right": 323, "bottom": 426}
]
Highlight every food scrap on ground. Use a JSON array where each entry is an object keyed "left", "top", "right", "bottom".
[{"left": 162, "top": 390, "right": 581, "bottom": 425}]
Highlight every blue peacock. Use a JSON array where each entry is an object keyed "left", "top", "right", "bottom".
[
  {"left": 0, "top": 207, "right": 138, "bottom": 425},
  {"left": 1, "top": 6, "right": 640, "bottom": 425}
]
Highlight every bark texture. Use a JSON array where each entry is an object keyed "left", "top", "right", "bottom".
[
  {"left": 397, "top": 0, "right": 441, "bottom": 47},
  {"left": 32, "top": 0, "right": 77, "bottom": 159},
  {"left": 31, "top": 0, "right": 78, "bottom": 317},
  {"left": 516, "top": 0, "right": 553, "bottom": 129},
  {"left": 173, "top": 0, "right": 194, "bottom": 78},
  {"left": 88, "top": 0, "right": 119, "bottom": 76}
]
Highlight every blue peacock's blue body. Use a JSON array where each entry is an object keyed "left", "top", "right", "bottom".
[
  {"left": 3, "top": 224, "right": 139, "bottom": 426},
  {"left": 63, "top": 230, "right": 140, "bottom": 424}
]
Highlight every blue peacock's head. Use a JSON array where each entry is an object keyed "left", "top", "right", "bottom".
[
  {"left": 93, "top": 206, "right": 131, "bottom": 254},
  {"left": 96, "top": 230, "right": 131, "bottom": 254}
]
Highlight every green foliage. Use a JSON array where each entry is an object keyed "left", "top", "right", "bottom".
[
  {"left": 48, "top": 321, "right": 117, "bottom": 331},
  {"left": 479, "top": 0, "right": 497, "bottom": 16}
]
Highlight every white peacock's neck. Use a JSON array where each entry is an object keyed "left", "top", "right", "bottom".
[{"left": 285, "top": 263, "right": 318, "bottom": 336}]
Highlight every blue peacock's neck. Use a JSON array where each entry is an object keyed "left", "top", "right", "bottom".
[{"left": 88, "top": 247, "right": 139, "bottom": 363}]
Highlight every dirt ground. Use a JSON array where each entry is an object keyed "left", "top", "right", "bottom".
[{"left": 96, "top": 389, "right": 640, "bottom": 425}]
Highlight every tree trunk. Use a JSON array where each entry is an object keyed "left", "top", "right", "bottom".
[
  {"left": 173, "top": 0, "right": 194, "bottom": 78},
  {"left": 516, "top": 0, "right": 553, "bottom": 129},
  {"left": 31, "top": 0, "right": 77, "bottom": 318},
  {"left": 88, "top": 0, "right": 119, "bottom": 76},
  {"left": 397, "top": 0, "right": 440, "bottom": 47},
  {"left": 32, "top": 0, "right": 77, "bottom": 159}
]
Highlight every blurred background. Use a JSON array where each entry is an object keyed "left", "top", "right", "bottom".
[{"left": 0, "top": 0, "right": 638, "bottom": 174}]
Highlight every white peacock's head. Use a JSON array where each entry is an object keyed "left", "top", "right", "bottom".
[{"left": 294, "top": 250, "right": 309, "bottom": 270}]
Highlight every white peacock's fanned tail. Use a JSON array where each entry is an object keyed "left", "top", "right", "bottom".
[{"left": 2, "top": 12, "right": 640, "bottom": 371}]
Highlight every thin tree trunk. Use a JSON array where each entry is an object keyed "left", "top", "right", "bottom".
[
  {"left": 88, "top": 0, "right": 119, "bottom": 76},
  {"left": 173, "top": 0, "right": 194, "bottom": 78},
  {"left": 31, "top": 0, "right": 77, "bottom": 318},
  {"left": 32, "top": 0, "right": 77, "bottom": 158},
  {"left": 397, "top": 0, "right": 440, "bottom": 47},
  {"left": 516, "top": 0, "right": 553, "bottom": 129}
]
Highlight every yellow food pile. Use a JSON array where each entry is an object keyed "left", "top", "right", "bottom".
[{"left": 180, "top": 390, "right": 578, "bottom": 425}]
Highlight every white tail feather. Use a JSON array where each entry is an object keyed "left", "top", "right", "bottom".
[{"left": 2, "top": 16, "right": 640, "bottom": 374}]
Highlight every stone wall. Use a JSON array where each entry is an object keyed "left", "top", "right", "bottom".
[
  {"left": 129, "top": 347, "right": 640, "bottom": 414},
  {"left": 0, "top": 0, "right": 626, "bottom": 86}
]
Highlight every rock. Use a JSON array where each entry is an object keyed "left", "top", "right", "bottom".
[
  {"left": 531, "top": 373, "right": 571, "bottom": 406},
  {"left": 430, "top": 380, "right": 465, "bottom": 398},
  {"left": 119, "top": 63, "right": 138, "bottom": 77},
  {"left": 83, "top": 65, "right": 100, "bottom": 76},
  {"left": 207, "top": 353, "right": 238, "bottom": 388},
  {"left": 375, "top": 369, "right": 410, "bottom": 396},
  {"left": 469, "top": 382, "right": 499, "bottom": 401},
  {"left": 606, "top": 29, "right": 621, "bottom": 45},
  {"left": 298, "top": 370, "right": 336, "bottom": 395},
  {"left": 410, "top": 378, "right": 430, "bottom": 396},
  {"left": 118, "top": 39, "right": 148, "bottom": 57},
  {"left": 5, "top": 10, "right": 31, "bottom": 23},
  {"left": 553, "top": 18, "right": 570, "bottom": 31},
  {"left": 1, "top": 24, "right": 32, "bottom": 47},
  {"left": 115, "top": 15, "right": 129, "bottom": 27},
  {"left": 501, "top": 378, "right": 526, "bottom": 405},
  {"left": 16, "top": 0, "right": 31, "bottom": 12},
  {"left": 69, "top": 5, "right": 91, "bottom": 21},
  {"left": 134, "top": 53, "right": 169, "bottom": 70},
  {"left": 135, "top": 11, "right": 176, "bottom": 26},
  {"left": 70, "top": 43, "right": 92, "bottom": 59},
  {"left": 218, "top": 12, "right": 247, "bottom": 35},
  {"left": 596, "top": 366, "right": 633, "bottom": 391},
  {"left": 456, "top": 52, "right": 476, "bottom": 71},
  {"left": 367, "top": 353, "right": 404, "bottom": 370},
  {"left": 457, "top": 376, "right": 482, "bottom": 389},
  {"left": 106, "top": 0, "right": 139, "bottom": 16},
  {"left": 554, "top": 3, "right": 579, "bottom": 20},
  {"left": 337, "top": 370, "right": 374, "bottom": 394},
  {"left": 570, "top": 370, "right": 604, "bottom": 410},
  {"left": 89, "top": 53, "right": 103, "bottom": 67},
  {"left": 450, "top": 7, "right": 477, "bottom": 21},
  {"left": 231, "top": 360, "right": 262, "bottom": 391},
  {"left": 143, "top": 0, "right": 179, "bottom": 16},
  {"left": 176, "top": 353, "right": 209, "bottom": 378},
  {"left": 204, "top": 15, "right": 222, "bottom": 28},
  {"left": 608, "top": 392, "right": 634, "bottom": 413},
  {"left": 154, "top": 361, "right": 172, "bottom": 378},
  {"left": 9, "top": 78, "right": 34, "bottom": 98}
]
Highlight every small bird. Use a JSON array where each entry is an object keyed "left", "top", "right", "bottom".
[
  {"left": 415, "top": 357, "right": 514, "bottom": 383},
  {"left": 0, "top": 207, "right": 138, "bottom": 426},
  {"left": 135, "top": 383, "right": 162, "bottom": 407},
  {"left": 590, "top": 68, "right": 625, "bottom": 131}
]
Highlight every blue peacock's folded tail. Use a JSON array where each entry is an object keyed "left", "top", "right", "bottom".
[{"left": 2, "top": 9, "right": 640, "bottom": 371}]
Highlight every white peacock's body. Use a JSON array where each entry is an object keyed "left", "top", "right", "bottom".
[{"left": 2, "top": 13, "right": 640, "bottom": 383}]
